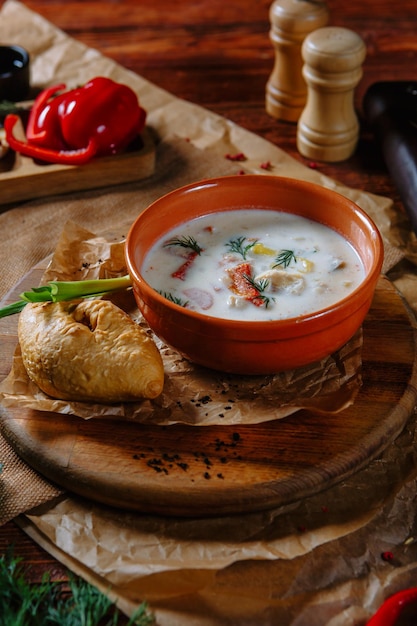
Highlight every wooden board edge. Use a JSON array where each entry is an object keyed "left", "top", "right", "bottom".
[{"left": 0, "top": 127, "right": 156, "bottom": 205}]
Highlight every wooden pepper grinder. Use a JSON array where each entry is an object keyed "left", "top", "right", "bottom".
[
  {"left": 297, "top": 26, "right": 366, "bottom": 162},
  {"left": 266, "top": 0, "right": 329, "bottom": 122}
]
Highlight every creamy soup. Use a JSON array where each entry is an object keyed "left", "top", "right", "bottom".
[{"left": 142, "top": 209, "right": 365, "bottom": 321}]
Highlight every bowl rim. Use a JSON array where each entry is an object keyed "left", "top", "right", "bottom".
[{"left": 125, "top": 174, "right": 384, "bottom": 331}]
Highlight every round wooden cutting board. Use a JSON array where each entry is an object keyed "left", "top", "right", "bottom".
[{"left": 1, "top": 267, "right": 416, "bottom": 517}]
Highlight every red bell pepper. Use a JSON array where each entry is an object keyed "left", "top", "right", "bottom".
[
  {"left": 366, "top": 587, "right": 417, "bottom": 625},
  {"left": 4, "top": 76, "right": 146, "bottom": 165}
]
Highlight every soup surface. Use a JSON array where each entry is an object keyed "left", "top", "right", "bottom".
[{"left": 142, "top": 209, "right": 365, "bottom": 321}]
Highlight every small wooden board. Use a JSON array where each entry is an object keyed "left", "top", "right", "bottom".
[
  {"left": 1, "top": 266, "right": 416, "bottom": 517},
  {"left": 0, "top": 128, "right": 155, "bottom": 205}
]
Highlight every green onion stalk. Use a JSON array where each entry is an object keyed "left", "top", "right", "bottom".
[{"left": 0, "top": 275, "right": 133, "bottom": 319}]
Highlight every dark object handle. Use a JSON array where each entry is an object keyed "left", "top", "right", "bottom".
[{"left": 363, "top": 81, "right": 417, "bottom": 235}]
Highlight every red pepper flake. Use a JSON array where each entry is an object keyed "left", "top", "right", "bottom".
[
  {"left": 298, "top": 525, "right": 307, "bottom": 533},
  {"left": 308, "top": 161, "right": 318, "bottom": 169},
  {"left": 381, "top": 551, "right": 394, "bottom": 562},
  {"left": 260, "top": 161, "right": 272, "bottom": 170},
  {"left": 225, "top": 152, "right": 246, "bottom": 162},
  {"left": 321, "top": 505, "right": 329, "bottom": 513},
  {"left": 237, "top": 170, "right": 246, "bottom": 175}
]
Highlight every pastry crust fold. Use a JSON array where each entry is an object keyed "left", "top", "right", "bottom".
[{"left": 18, "top": 299, "right": 164, "bottom": 402}]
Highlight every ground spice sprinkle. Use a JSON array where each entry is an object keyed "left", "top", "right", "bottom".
[{"left": 131, "top": 432, "right": 243, "bottom": 481}]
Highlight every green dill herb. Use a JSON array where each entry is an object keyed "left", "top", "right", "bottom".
[
  {"left": 272, "top": 249, "right": 297, "bottom": 268},
  {"left": 243, "top": 274, "right": 274, "bottom": 308},
  {"left": 225, "top": 236, "right": 258, "bottom": 260},
  {"left": 159, "top": 291, "right": 189, "bottom": 307},
  {"left": 0, "top": 548, "right": 155, "bottom": 625},
  {"left": 163, "top": 236, "right": 203, "bottom": 255}
]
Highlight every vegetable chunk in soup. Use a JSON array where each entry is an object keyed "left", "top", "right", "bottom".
[{"left": 142, "top": 209, "right": 365, "bottom": 321}]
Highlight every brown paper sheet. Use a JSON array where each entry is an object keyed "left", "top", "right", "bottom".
[{"left": 0, "top": 1, "right": 417, "bottom": 625}]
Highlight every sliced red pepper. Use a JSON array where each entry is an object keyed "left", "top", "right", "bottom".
[
  {"left": 172, "top": 251, "right": 199, "bottom": 280},
  {"left": 227, "top": 262, "right": 265, "bottom": 307},
  {"left": 367, "top": 587, "right": 417, "bottom": 625}
]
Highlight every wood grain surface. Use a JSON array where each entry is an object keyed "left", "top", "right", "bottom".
[
  {"left": 1, "top": 266, "right": 416, "bottom": 517},
  {"left": 0, "top": 129, "right": 155, "bottom": 205},
  {"left": 1, "top": 0, "right": 417, "bottom": 594}
]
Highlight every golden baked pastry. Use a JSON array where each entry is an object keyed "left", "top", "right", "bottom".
[{"left": 18, "top": 299, "right": 164, "bottom": 402}]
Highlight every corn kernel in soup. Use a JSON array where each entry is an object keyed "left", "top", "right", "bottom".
[{"left": 142, "top": 209, "right": 365, "bottom": 321}]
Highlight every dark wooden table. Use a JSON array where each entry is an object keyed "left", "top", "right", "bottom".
[{"left": 0, "top": 0, "right": 416, "bottom": 603}]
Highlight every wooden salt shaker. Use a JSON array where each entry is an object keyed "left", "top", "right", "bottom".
[
  {"left": 265, "top": 0, "right": 329, "bottom": 122},
  {"left": 297, "top": 26, "right": 366, "bottom": 162}
]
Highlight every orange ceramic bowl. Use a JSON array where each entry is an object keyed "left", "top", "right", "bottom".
[{"left": 125, "top": 175, "right": 383, "bottom": 374}]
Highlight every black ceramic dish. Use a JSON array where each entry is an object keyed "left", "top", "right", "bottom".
[{"left": 0, "top": 45, "right": 30, "bottom": 101}]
